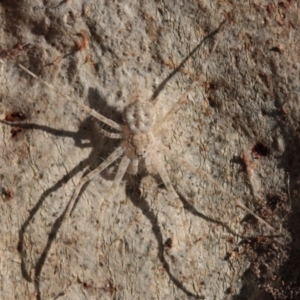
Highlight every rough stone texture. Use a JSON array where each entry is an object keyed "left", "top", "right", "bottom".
[{"left": 0, "top": 1, "right": 298, "bottom": 299}]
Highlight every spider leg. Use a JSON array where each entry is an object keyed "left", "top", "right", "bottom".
[
  {"left": 153, "top": 28, "right": 223, "bottom": 132},
  {"left": 98, "top": 125, "right": 123, "bottom": 139},
  {"left": 128, "top": 157, "right": 138, "bottom": 175},
  {"left": 159, "top": 143, "right": 277, "bottom": 232},
  {"left": 145, "top": 153, "right": 154, "bottom": 174},
  {"left": 152, "top": 153, "right": 179, "bottom": 202},
  {"left": 150, "top": 150, "right": 190, "bottom": 244},
  {"left": 105, "top": 153, "right": 131, "bottom": 201},
  {"left": 98, "top": 153, "right": 130, "bottom": 233},
  {"left": 153, "top": 80, "right": 199, "bottom": 132},
  {"left": 18, "top": 63, "right": 123, "bottom": 133},
  {"left": 63, "top": 146, "right": 125, "bottom": 220}
]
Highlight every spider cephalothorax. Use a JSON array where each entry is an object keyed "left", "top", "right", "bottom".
[{"left": 126, "top": 132, "right": 154, "bottom": 158}]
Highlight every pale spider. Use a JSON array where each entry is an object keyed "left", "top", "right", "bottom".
[{"left": 16, "top": 63, "right": 274, "bottom": 231}]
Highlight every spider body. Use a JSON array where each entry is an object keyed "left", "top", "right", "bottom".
[
  {"left": 123, "top": 100, "right": 156, "bottom": 159},
  {"left": 14, "top": 62, "right": 275, "bottom": 232}
]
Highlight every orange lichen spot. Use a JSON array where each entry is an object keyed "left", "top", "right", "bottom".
[
  {"left": 76, "top": 32, "right": 89, "bottom": 51},
  {"left": 242, "top": 152, "right": 254, "bottom": 176}
]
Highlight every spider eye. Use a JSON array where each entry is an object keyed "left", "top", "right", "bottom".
[{"left": 136, "top": 150, "right": 146, "bottom": 158}]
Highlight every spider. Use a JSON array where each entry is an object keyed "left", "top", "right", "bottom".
[{"left": 16, "top": 63, "right": 274, "bottom": 232}]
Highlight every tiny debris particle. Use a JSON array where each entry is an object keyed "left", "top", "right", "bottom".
[
  {"left": 164, "top": 237, "right": 173, "bottom": 248},
  {"left": 252, "top": 142, "right": 270, "bottom": 158},
  {"left": 76, "top": 31, "right": 89, "bottom": 51},
  {"left": 5, "top": 112, "right": 27, "bottom": 122},
  {"left": 11, "top": 127, "right": 23, "bottom": 138},
  {"left": 2, "top": 187, "right": 13, "bottom": 200},
  {"left": 0, "top": 43, "right": 26, "bottom": 59},
  {"left": 242, "top": 152, "right": 254, "bottom": 175},
  {"left": 270, "top": 46, "right": 284, "bottom": 54}
]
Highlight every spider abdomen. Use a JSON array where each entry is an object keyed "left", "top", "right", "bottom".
[{"left": 124, "top": 100, "right": 155, "bottom": 134}]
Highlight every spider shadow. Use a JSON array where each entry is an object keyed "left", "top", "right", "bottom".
[
  {"left": 13, "top": 88, "right": 122, "bottom": 299},
  {"left": 126, "top": 176, "right": 201, "bottom": 299},
  {"left": 125, "top": 174, "right": 204, "bottom": 298},
  {"left": 125, "top": 172, "right": 259, "bottom": 299}
]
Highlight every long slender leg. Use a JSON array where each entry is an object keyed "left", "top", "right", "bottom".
[
  {"left": 152, "top": 154, "right": 180, "bottom": 202},
  {"left": 151, "top": 151, "right": 190, "bottom": 245},
  {"left": 63, "top": 146, "right": 125, "bottom": 220},
  {"left": 153, "top": 31, "right": 223, "bottom": 132},
  {"left": 18, "top": 63, "right": 123, "bottom": 133},
  {"left": 97, "top": 126, "right": 123, "bottom": 139},
  {"left": 145, "top": 152, "right": 154, "bottom": 174},
  {"left": 153, "top": 80, "right": 199, "bottom": 132},
  {"left": 158, "top": 143, "right": 277, "bottom": 232},
  {"left": 105, "top": 153, "right": 131, "bottom": 200},
  {"left": 128, "top": 157, "right": 138, "bottom": 175}
]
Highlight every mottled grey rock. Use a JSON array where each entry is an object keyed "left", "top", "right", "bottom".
[{"left": 0, "top": 1, "right": 298, "bottom": 299}]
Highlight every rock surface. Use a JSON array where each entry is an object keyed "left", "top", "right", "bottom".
[{"left": 0, "top": 1, "right": 298, "bottom": 299}]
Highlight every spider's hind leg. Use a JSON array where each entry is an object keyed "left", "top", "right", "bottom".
[
  {"left": 127, "top": 157, "right": 138, "bottom": 175},
  {"left": 152, "top": 154, "right": 180, "bottom": 204},
  {"left": 150, "top": 150, "right": 190, "bottom": 245},
  {"left": 159, "top": 143, "right": 277, "bottom": 232},
  {"left": 60, "top": 146, "right": 125, "bottom": 235},
  {"left": 104, "top": 153, "right": 131, "bottom": 202}
]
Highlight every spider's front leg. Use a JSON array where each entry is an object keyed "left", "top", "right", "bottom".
[{"left": 17, "top": 63, "right": 123, "bottom": 138}]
